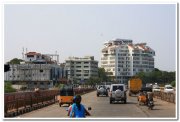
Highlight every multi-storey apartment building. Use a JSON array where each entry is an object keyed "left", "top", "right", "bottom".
[
  {"left": 65, "top": 56, "right": 98, "bottom": 83},
  {"left": 101, "top": 39, "right": 155, "bottom": 84},
  {"left": 4, "top": 52, "right": 65, "bottom": 90}
]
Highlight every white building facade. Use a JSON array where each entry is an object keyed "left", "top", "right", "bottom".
[
  {"left": 101, "top": 39, "right": 155, "bottom": 83},
  {"left": 4, "top": 52, "right": 64, "bottom": 90},
  {"left": 65, "top": 56, "right": 98, "bottom": 83}
]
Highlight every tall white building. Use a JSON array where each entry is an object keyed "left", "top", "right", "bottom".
[
  {"left": 101, "top": 39, "right": 155, "bottom": 83},
  {"left": 65, "top": 56, "right": 98, "bottom": 83}
]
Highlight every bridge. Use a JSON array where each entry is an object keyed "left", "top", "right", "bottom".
[{"left": 4, "top": 89, "right": 176, "bottom": 120}]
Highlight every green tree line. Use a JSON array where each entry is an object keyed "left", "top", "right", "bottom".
[{"left": 135, "top": 68, "right": 175, "bottom": 87}]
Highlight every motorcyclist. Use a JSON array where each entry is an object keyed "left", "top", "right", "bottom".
[
  {"left": 67, "top": 96, "right": 76, "bottom": 116},
  {"left": 147, "top": 92, "right": 153, "bottom": 102},
  {"left": 70, "top": 95, "right": 90, "bottom": 118},
  {"left": 146, "top": 92, "right": 154, "bottom": 109}
]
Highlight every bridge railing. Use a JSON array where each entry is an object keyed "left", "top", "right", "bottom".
[
  {"left": 4, "top": 90, "right": 58, "bottom": 117},
  {"left": 4, "top": 88, "right": 95, "bottom": 117},
  {"left": 153, "top": 91, "right": 175, "bottom": 103}
]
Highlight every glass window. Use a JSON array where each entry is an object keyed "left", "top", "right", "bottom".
[{"left": 113, "top": 85, "right": 124, "bottom": 91}]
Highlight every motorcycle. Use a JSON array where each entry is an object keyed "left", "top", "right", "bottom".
[{"left": 147, "top": 99, "right": 154, "bottom": 110}]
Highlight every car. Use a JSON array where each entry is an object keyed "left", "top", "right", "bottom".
[
  {"left": 109, "top": 84, "right": 127, "bottom": 104},
  {"left": 96, "top": 85, "right": 108, "bottom": 97},
  {"left": 152, "top": 87, "right": 161, "bottom": 92},
  {"left": 164, "top": 85, "right": 174, "bottom": 93}
]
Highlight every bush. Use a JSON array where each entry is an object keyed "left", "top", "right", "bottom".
[
  {"left": 5, "top": 81, "right": 16, "bottom": 93},
  {"left": 171, "top": 81, "right": 175, "bottom": 87}
]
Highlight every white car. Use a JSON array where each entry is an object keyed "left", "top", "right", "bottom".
[
  {"left": 164, "top": 85, "right": 174, "bottom": 93},
  {"left": 109, "top": 84, "right": 127, "bottom": 104},
  {"left": 152, "top": 87, "right": 161, "bottom": 92}
]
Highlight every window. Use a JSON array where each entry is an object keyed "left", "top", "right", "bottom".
[
  {"left": 76, "top": 66, "right": 81, "bottom": 68},
  {"left": 27, "top": 55, "right": 34, "bottom": 57},
  {"left": 84, "top": 74, "right": 89, "bottom": 76},
  {"left": 113, "top": 85, "right": 124, "bottom": 91}
]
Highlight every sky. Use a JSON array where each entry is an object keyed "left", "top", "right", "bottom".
[{"left": 4, "top": 4, "right": 176, "bottom": 71}]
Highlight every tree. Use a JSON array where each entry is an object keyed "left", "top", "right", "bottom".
[
  {"left": 136, "top": 69, "right": 175, "bottom": 86},
  {"left": 98, "top": 68, "right": 110, "bottom": 82},
  {"left": 171, "top": 81, "right": 175, "bottom": 87},
  {"left": 8, "top": 58, "right": 24, "bottom": 64},
  {"left": 86, "top": 77, "right": 101, "bottom": 86}
]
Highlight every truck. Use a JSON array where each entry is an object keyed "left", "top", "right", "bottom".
[{"left": 128, "top": 77, "right": 142, "bottom": 96}]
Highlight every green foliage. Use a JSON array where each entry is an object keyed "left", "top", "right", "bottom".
[
  {"left": 5, "top": 81, "right": 16, "bottom": 93},
  {"left": 54, "top": 83, "right": 65, "bottom": 89},
  {"left": 86, "top": 77, "right": 101, "bottom": 86},
  {"left": 8, "top": 58, "right": 24, "bottom": 64},
  {"left": 171, "top": 81, "right": 175, "bottom": 87},
  {"left": 85, "top": 68, "right": 110, "bottom": 85},
  {"left": 135, "top": 69, "right": 175, "bottom": 85},
  {"left": 98, "top": 68, "right": 110, "bottom": 82}
]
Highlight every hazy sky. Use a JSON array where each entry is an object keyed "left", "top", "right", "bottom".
[{"left": 4, "top": 4, "right": 176, "bottom": 71}]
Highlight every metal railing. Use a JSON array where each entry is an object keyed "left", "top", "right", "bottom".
[
  {"left": 4, "top": 90, "right": 58, "bottom": 117},
  {"left": 4, "top": 88, "right": 95, "bottom": 117},
  {"left": 153, "top": 91, "right": 175, "bottom": 103}
]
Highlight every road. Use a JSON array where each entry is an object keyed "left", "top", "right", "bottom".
[{"left": 17, "top": 91, "right": 176, "bottom": 118}]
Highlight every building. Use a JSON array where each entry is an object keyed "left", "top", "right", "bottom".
[
  {"left": 25, "top": 52, "right": 59, "bottom": 64},
  {"left": 65, "top": 56, "right": 98, "bottom": 83},
  {"left": 4, "top": 52, "right": 64, "bottom": 90},
  {"left": 101, "top": 38, "right": 155, "bottom": 84}
]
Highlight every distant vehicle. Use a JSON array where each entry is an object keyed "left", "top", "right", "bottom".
[
  {"left": 128, "top": 77, "right": 142, "bottom": 96},
  {"left": 152, "top": 87, "right": 161, "bottom": 92},
  {"left": 146, "top": 83, "right": 153, "bottom": 88},
  {"left": 58, "top": 87, "right": 74, "bottom": 107},
  {"left": 137, "top": 87, "right": 152, "bottom": 105},
  {"left": 96, "top": 85, "right": 108, "bottom": 97},
  {"left": 164, "top": 85, "right": 174, "bottom": 93},
  {"left": 109, "top": 84, "right": 127, "bottom": 104}
]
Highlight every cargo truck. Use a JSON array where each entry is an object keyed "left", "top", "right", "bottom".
[{"left": 128, "top": 77, "right": 142, "bottom": 96}]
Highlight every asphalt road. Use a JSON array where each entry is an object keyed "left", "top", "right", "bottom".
[{"left": 17, "top": 91, "right": 176, "bottom": 119}]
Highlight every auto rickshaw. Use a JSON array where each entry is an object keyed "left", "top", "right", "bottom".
[
  {"left": 58, "top": 86, "right": 74, "bottom": 107},
  {"left": 137, "top": 91, "right": 147, "bottom": 105},
  {"left": 137, "top": 87, "right": 152, "bottom": 105}
]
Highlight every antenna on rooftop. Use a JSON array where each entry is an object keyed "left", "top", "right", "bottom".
[
  {"left": 22, "top": 47, "right": 24, "bottom": 60},
  {"left": 26, "top": 48, "right": 28, "bottom": 54}
]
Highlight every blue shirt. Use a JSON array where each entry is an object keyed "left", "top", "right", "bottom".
[{"left": 70, "top": 103, "right": 85, "bottom": 118}]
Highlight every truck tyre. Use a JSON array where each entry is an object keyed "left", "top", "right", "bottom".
[
  {"left": 124, "top": 99, "right": 127, "bottom": 104},
  {"left": 59, "top": 103, "right": 61, "bottom": 107},
  {"left": 110, "top": 100, "right": 112, "bottom": 104}
]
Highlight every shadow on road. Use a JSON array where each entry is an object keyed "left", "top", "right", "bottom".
[
  {"left": 126, "top": 101, "right": 138, "bottom": 104},
  {"left": 151, "top": 108, "right": 161, "bottom": 110},
  {"left": 110, "top": 101, "right": 137, "bottom": 104},
  {"left": 97, "top": 96, "right": 109, "bottom": 97}
]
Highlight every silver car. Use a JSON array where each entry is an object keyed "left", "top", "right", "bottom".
[
  {"left": 109, "top": 84, "right": 127, "bottom": 104},
  {"left": 97, "top": 85, "right": 108, "bottom": 97}
]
